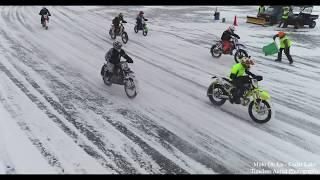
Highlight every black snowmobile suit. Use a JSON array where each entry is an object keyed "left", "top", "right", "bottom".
[
  {"left": 112, "top": 16, "right": 127, "bottom": 27},
  {"left": 106, "top": 48, "right": 133, "bottom": 65},
  {"left": 136, "top": 15, "right": 148, "bottom": 29},
  {"left": 39, "top": 8, "right": 51, "bottom": 24},
  {"left": 101, "top": 48, "right": 133, "bottom": 79},
  {"left": 221, "top": 30, "right": 240, "bottom": 41}
]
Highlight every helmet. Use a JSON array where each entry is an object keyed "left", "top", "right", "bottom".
[
  {"left": 278, "top": 31, "right": 286, "bottom": 38},
  {"left": 42, "top": 6, "right": 46, "bottom": 9},
  {"left": 113, "top": 41, "right": 122, "bottom": 50},
  {"left": 139, "top": 11, "right": 144, "bottom": 15},
  {"left": 240, "top": 56, "right": 255, "bottom": 69},
  {"left": 118, "top": 13, "right": 123, "bottom": 18},
  {"left": 228, "top": 25, "right": 235, "bottom": 33},
  {"left": 283, "top": 6, "right": 290, "bottom": 10}
]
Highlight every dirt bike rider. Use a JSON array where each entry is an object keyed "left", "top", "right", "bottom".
[
  {"left": 221, "top": 25, "right": 240, "bottom": 55},
  {"left": 39, "top": 7, "right": 51, "bottom": 26},
  {"left": 102, "top": 41, "right": 133, "bottom": 82},
  {"left": 136, "top": 11, "right": 148, "bottom": 30},
  {"left": 229, "top": 56, "right": 256, "bottom": 104},
  {"left": 112, "top": 13, "right": 127, "bottom": 35}
]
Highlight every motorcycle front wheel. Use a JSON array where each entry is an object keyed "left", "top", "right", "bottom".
[
  {"left": 248, "top": 99, "right": 272, "bottom": 123},
  {"left": 234, "top": 49, "right": 248, "bottom": 63},
  {"left": 143, "top": 30, "right": 148, "bottom": 36},
  {"left": 124, "top": 78, "right": 137, "bottom": 98}
]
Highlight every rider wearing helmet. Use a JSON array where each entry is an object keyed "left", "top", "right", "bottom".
[
  {"left": 229, "top": 56, "right": 256, "bottom": 104},
  {"left": 273, "top": 31, "right": 293, "bottom": 64},
  {"left": 102, "top": 41, "right": 133, "bottom": 81},
  {"left": 136, "top": 11, "right": 148, "bottom": 30},
  {"left": 39, "top": 7, "right": 51, "bottom": 25},
  {"left": 221, "top": 25, "right": 240, "bottom": 55},
  {"left": 112, "top": 13, "right": 127, "bottom": 35}
]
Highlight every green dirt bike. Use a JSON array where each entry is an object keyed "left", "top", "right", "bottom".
[
  {"left": 207, "top": 75, "right": 272, "bottom": 123},
  {"left": 134, "top": 19, "right": 148, "bottom": 36}
]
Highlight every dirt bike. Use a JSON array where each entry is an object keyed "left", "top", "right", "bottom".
[
  {"left": 210, "top": 37, "right": 248, "bottom": 63},
  {"left": 109, "top": 23, "right": 129, "bottom": 44},
  {"left": 101, "top": 61, "right": 137, "bottom": 98},
  {"left": 134, "top": 19, "right": 148, "bottom": 36},
  {"left": 41, "top": 14, "right": 49, "bottom": 30},
  {"left": 207, "top": 75, "right": 272, "bottom": 123}
]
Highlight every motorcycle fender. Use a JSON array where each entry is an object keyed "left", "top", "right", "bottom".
[
  {"left": 237, "top": 44, "right": 246, "bottom": 49},
  {"left": 258, "top": 90, "right": 271, "bottom": 100}
]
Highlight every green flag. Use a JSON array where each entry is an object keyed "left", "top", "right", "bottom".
[{"left": 262, "top": 42, "right": 279, "bottom": 56}]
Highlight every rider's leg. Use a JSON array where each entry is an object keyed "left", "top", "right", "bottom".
[
  {"left": 41, "top": 16, "right": 45, "bottom": 25},
  {"left": 106, "top": 62, "right": 115, "bottom": 81},
  {"left": 223, "top": 41, "right": 230, "bottom": 53}
]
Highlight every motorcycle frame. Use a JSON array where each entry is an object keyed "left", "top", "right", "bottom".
[{"left": 209, "top": 76, "right": 271, "bottom": 107}]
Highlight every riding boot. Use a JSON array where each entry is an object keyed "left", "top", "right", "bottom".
[{"left": 231, "top": 88, "right": 241, "bottom": 104}]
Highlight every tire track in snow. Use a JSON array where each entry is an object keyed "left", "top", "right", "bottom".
[
  {"left": 0, "top": 33, "right": 133, "bottom": 173},
  {"left": 126, "top": 39, "right": 320, "bottom": 155},
  {"left": 90, "top": 8, "right": 320, "bottom": 159},
  {"left": 0, "top": 62, "right": 65, "bottom": 173},
  {"left": 0, "top": 19, "right": 188, "bottom": 173},
  {"left": 8, "top": 8, "right": 226, "bottom": 172},
  {"left": 116, "top": 108, "right": 231, "bottom": 173}
]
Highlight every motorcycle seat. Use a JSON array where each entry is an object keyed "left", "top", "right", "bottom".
[{"left": 222, "top": 77, "right": 232, "bottom": 83}]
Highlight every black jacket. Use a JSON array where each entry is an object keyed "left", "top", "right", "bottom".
[
  {"left": 105, "top": 48, "right": 133, "bottom": 65},
  {"left": 136, "top": 15, "right": 148, "bottom": 24},
  {"left": 39, "top": 8, "right": 51, "bottom": 16},
  {"left": 221, "top": 30, "right": 240, "bottom": 41},
  {"left": 112, "top": 17, "right": 127, "bottom": 26}
]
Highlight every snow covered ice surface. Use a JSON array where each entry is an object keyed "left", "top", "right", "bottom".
[{"left": 0, "top": 5, "right": 320, "bottom": 174}]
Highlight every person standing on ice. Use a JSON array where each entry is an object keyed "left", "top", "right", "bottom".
[
  {"left": 278, "top": 6, "right": 290, "bottom": 28},
  {"left": 136, "top": 11, "right": 148, "bottom": 30},
  {"left": 273, "top": 31, "right": 293, "bottom": 64},
  {"left": 221, "top": 25, "right": 240, "bottom": 55},
  {"left": 39, "top": 7, "right": 51, "bottom": 25},
  {"left": 102, "top": 41, "right": 133, "bottom": 82},
  {"left": 257, "top": 5, "right": 265, "bottom": 17},
  {"left": 229, "top": 56, "right": 256, "bottom": 104},
  {"left": 112, "top": 13, "right": 127, "bottom": 35}
]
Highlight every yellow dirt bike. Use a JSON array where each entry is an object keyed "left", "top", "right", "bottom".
[{"left": 207, "top": 75, "right": 272, "bottom": 123}]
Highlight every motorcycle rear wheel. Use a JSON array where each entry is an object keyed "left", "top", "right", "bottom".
[
  {"left": 122, "top": 32, "right": 129, "bottom": 44},
  {"left": 110, "top": 29, "right": 116, "bottom": 39},
  {"left": 248, "top": 99, "right": 272, "bottom": 123},
  {"left": 210, "top": 45, "right": 222, "bottom": 58},
  {"left": 134, "top": 25, "right": 138, "bottom": 33},
  {"left": 207, "top": 84, "right": 226, "bottom": 106}
]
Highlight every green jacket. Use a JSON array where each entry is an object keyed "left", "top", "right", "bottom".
[
  {"left": 280, "top": 35, "right": 292, "bottom": 48},
  {"left": 230, "top": 63, "right": 246, "bottom": 80},
  {"left": 282, "top": 8, "right": 290, "bottom": 19},
  {"left": 230, "top": 61, "right": 256, "bottom": 81},
  {"left": 258, "top": 6, "right": 265, "bottom": 14}
]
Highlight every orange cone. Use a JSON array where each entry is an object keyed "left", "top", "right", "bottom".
[{"left": 233, "top": 15, "right": 238, "bottom": 26}]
